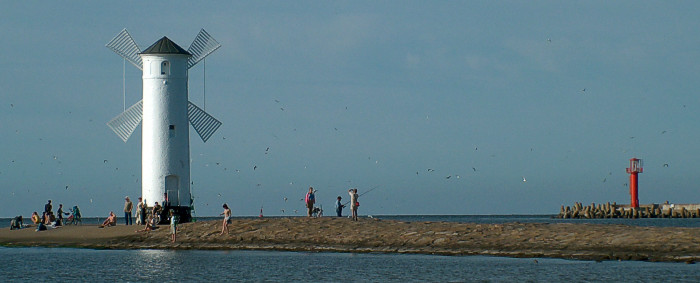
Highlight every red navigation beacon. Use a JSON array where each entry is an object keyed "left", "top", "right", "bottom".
[{"left": 625, "top": 158, "right": 643, "bottom": 208}]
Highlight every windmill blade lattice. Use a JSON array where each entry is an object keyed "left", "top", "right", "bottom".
[
  {"left": 107, "top": 100, "right": 143, "bottom": 142},
  {"left": 187, "top": 29, "right": 221, "bottom": 69},
  {"left": 106, "top": 29, "right": 143, "bottom": 70},
  {"left": 188, "top": 101, "right": 222, "bottom": 143}
]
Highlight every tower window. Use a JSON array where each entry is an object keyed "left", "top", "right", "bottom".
[{"left": 161, "top": 61, "right": 170, "bottom": 75}]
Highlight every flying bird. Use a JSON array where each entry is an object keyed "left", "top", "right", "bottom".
[
  {"left": 522, "top": 176, "right": 527, "bottom": 182},
  {"left": 254, "top": 165, "right": 257, "bottom": 170},
  {"left": 663, "top": 163, "right": 669, "bottom": 167}
]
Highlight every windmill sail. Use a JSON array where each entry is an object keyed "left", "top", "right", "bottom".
[
  {"left": 107, "top": 100, "right": 143, "bottom": 142},
  {"left": 187, "top": 29, "right": 221, "bottom": 69},
  {"left": 188, "top": 101, "right": 222, "bottom": 143},
  {"left": 106, "top": 29, "right": 143, "bottom": 70}
]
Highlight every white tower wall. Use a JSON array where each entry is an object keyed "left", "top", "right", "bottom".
[{"left": 141, "top": 54, "right": 191, "bottom": 208}]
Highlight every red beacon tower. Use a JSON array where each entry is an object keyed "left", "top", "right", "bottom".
[{"left": 625, "top": 158, "right": 643, "bottom": 208}]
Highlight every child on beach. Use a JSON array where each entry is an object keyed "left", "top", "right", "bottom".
[
  {"left": 220, "top": 203, "right": 231, "bottom": 235},
  {"left": 169, "top": 210, "right": 178, "bottom": 243}
]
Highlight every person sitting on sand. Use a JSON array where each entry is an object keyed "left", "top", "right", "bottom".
[
  {"left": 100, "top": 211, "right": 117, "bottom": 228},
  {"left": 220, "top": 203, "right": 231, "bottom": 235},
  {"left": 152, "top": 202, "right": 163, "bottom": 223},
  {"left": 43, "top": 212, "right": 52, "bottom": 225},
  {"left": 10, "top": 216, "right": 23, "bottom": 230},
  {"left": 31, "top": 212, "right": 40, "bottom": 224},
  {"left": 135, "top": 215, "right": 157, "bottom": 232}
]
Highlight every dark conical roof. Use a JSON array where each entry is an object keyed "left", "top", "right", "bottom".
[{"left": 140, "top": 36, "right": 191, "bottom": 55}]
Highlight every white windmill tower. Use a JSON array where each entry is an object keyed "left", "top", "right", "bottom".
[{"left": 106, "top": 29, "right": 222, "bottom": 222}]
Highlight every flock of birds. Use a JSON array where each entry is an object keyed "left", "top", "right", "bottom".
[{"left": 2, "top": 77, "right": 683, "bottom": 215}]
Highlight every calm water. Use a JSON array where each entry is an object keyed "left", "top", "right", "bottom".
[{"left": 0, "top": 247, "right": 698, "bottom": 282}]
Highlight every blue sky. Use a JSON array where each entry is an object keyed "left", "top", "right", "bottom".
[{"left": 1, "top": 1, "right": 699, "bottom": 217}]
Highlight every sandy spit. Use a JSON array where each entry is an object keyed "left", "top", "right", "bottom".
[{"left": 1, "top": 217, "right": 698, "bottom": 263}]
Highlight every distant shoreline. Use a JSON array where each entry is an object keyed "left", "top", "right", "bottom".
[{"left": 1, "top": 218, "right": 698, "bottom": 263}]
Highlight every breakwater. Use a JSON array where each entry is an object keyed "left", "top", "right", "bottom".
[{"left": 557, "top": 202, "right": 700, "bottom": 219}]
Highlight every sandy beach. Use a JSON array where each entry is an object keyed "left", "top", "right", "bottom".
[{"left": 1, "top": 217, "right": 698, "bottom": 263}]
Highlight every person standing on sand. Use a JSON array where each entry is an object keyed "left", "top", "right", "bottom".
[
  {"left": 169, "top": 209, "right": 178, "bottom": 243},
  {"left": 124, "top": 197, "right": 133, "bottom": 225},
  {"left": 136, "top": 197, "right": 145, "bottom": 225},
  {"left": 335, "top": 196, "right": 345, "bottom": 217},
  {"left": 220, "top": 203, "right": 231, "bottom": 235},
  {"left": 57, "top": 204, "right": 68, "bottom": 226},
  {"left": 305, "top": 187, "right": 315, "bottom": 217},
  {"left": 349, "top": 188, "right": 358, "bottom": 221},
  {"left": 44, "top": 200, "right": 52, "bottom": 215}
]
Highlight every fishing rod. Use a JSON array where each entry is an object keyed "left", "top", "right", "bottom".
[{"left": 342, "top": 185, "right": 381, "bottom": 206}]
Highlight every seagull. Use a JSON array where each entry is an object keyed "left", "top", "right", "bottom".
[
  {"left": 603, "top": 178, "right": 607, "bottom": 183},
  {"left": 446, "top": 175, "right": 451, "bottom": 179},
  {"left": 254, "top": 165, "right": 257, "bottom": 170},
  {"left": 472, "top": 167, "right": 477, "bottom": 172},
  {"left": 522, "top": 176, "right": 527, "bottom": 182},
  {"left": 456, "top": 175, "right": 460, "bottom": 179},
  {"left": 284, "top": 197, "right": 288, "bottom": 202},
  {"left": 427, "top": 169, "right": 434, "bottom": 172},
  {"left": 103, "top": 160, "right": 108, "bottom": 163},
  {"left": 661, "top": 130, "right": 667, "bottom": 134},
  {"left": 275, "top": 99, "right": 280, "bottom": 103},
  {"left": 280, "top": 209, "right": 285, "bottom": 213},
  {"left": 663, "top": 163, "right": 669, "bottom": 167},
  {"left": 280, "top": 107, "right": 284, "bottom": 111}
]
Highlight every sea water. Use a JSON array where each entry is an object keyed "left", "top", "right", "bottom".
[{"left": 0, "top": 247, "right": 698, "bottom": 282}]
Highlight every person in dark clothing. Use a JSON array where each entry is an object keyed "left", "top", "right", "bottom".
[{"left": 44, "top": 200, "right": 53, "bottom": 215}]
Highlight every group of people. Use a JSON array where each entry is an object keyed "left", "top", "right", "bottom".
[
  {"left": 116, "top": 195, "right": 166, "bottom": 227},
  {"left": 124, "top": 195, "right": 178, "bottom": 243},
  {"left": 305, "top": 187, "right": 360, "bottom": 220},
  {"left": 28, "top": 200, "right": 79, "bottom": 231}
]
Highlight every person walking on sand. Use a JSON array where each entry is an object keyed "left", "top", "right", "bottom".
[
  {"left": 124, "top": 196, "right": 133, "bottom": 225},
  {"left": 305, "top": 187, "right": 315, "bottom": 217},
  {"left": 349, "top": 188, "right": 359, "bottom": 221},
  {"left": 220, "top": 203, "right": 231, "bottom": 235},
  {"left": 169, "top": 209, "right": 178, "bottom": 243}
]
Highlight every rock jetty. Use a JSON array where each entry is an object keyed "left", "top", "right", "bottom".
[{"left": 557, "top": 202, "right": 700, "bottom": 219}]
